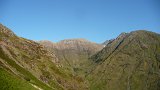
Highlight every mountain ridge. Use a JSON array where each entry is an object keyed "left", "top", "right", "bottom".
[{"left": 87, "top": 30, "right": 160, "bottom": 90}]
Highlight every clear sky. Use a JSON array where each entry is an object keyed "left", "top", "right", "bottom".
[{"left": 0, "top": 0, "right": 160, "bottom": 43}]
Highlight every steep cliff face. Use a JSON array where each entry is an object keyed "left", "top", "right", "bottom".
[
  {"left": 39, "top": 39, "right": 103, "bottom": 74},
  {"left": 87, "top": 30, "right": 160, "bottom": 90},
  {"left": 0, "top": 24, "right": 88, "bottom": 90}
]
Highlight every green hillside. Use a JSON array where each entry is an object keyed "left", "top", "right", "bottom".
[{"left": 0, "top": 67, "right": 37, "bottom": 90}]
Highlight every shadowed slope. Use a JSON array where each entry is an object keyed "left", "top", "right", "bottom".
[{"left": 87, "top": 30, "right": 160, "bottom": 90}]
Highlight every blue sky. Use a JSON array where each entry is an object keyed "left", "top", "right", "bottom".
[{"left": 0, "top": 0, "right": 160, "bottom": 43}]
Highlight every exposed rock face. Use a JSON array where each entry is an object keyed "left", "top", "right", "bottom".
[{"left": 87, "top": 30, "right": 160, "bottom": 90}]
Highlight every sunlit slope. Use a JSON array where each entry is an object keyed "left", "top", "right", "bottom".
[{"left": 0, "top": 24, "right": 88, "bottom": 90}]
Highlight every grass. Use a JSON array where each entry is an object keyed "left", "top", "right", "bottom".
[{"left": 0, "top": 68, "right": 36, "bottom": 90}]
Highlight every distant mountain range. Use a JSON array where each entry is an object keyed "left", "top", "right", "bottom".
[
  {"left": 0, "top": 23, "right": 160, "bottom": 90},
  {"left": 38, "top": 38, "right": 103, "bottom": 75}
]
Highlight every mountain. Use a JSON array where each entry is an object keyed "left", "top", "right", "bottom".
[
  {"left": 39, "top": 39, "right": 103, "bottom": 75},
  {"left": 87, "top": 30, "right": 160, "bottom": 90},
  {"left": 0, "top": 23, "right": 160, "bottom": 90},
  {"left": 0, "top": 24, "right": 88, "bottom": 90}
]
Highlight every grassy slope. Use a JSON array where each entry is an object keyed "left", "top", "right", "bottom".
[
  {"left": 0, "top": 68, "right": 36, "bottom": 90},
  {"left": 0, "top": 46, "right": 54, "bottom": 90}
]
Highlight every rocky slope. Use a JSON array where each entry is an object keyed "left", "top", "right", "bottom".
[
  {"left": 87, "top": 30, "right": 160, "bottom": 90},
  {"left": 0, "top": 24, "right": 88, "bottom": 90}
]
